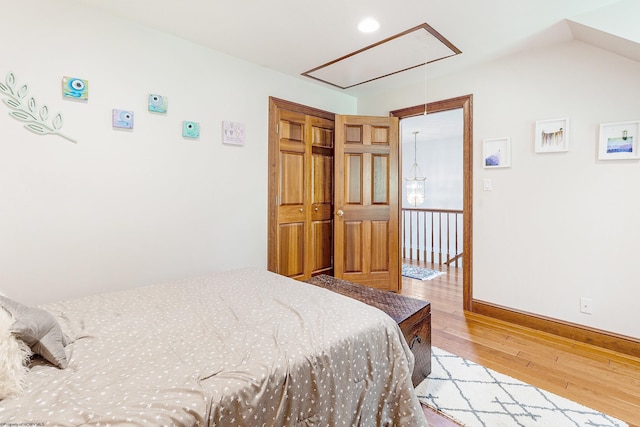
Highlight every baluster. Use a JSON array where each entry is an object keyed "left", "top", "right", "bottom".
[
  {"left": 430, "top": 211, "right": 435, "bottom": 264},
  {"left": 402, "top": 210, "right": 406, "bottom": 259},
  {"left": 446, "top": 213, "right": 451, "bottom": 267}
]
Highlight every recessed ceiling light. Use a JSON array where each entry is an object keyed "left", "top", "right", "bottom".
[{"left": 358, "top": 18, "right": 380, "bottom": 33}]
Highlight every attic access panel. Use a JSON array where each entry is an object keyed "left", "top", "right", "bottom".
[{"left": 302, "top": 23, "right": 461, "bottom": 90}]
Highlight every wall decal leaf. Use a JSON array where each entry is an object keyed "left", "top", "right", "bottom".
[
  {"left": 0, "top": 82, "right": 8, "bottom": 94},
  {"left": 39, "top": 105, "right": 49, "bottom": 121},
  {"left": 10, "top": 111, "right": 31, "bottom": 121},
  {"left": 6, "top": 72, "right": 15, "bottom": 90},
  {"left": 3, "top": 98, "right": 21, "bottom": 109},
  {"left": 17, "top": 84, "right": 28, "bottom": 99},
  {"left": 28, "top": 97, "right": 36, "bottom": 113},
  {"left": 53, "top": 113, "right": 63, "bottom": 130},
  {"left": 25, "top": 123, "right": 48, "bottom": 134}
]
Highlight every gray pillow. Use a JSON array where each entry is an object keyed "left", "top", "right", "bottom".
[{"left": 0, "top": 296, "right": 69, "bottom": 369}]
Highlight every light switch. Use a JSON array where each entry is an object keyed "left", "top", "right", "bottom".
[{"left": 483, "top": 178, "right": 492, "bottom": 191}]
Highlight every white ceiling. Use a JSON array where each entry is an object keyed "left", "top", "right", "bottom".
[{"left": 79, "top": 0, "right": 639, "bottom": 98}]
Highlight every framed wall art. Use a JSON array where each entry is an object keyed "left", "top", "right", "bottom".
[
  {"left": 535, "top": 118, "right": 569, "bottom": 153},
  {"left": 222, "top": 120, "right": 245, "bottom": 146},
  {"left": 483, "top": 137, "right": 511, "bottom": 168},
  {"left": 62, "top": 76, "right": 88, "bottom": 100},
  {"left": 598, "top": 120, "right": 639, "bottom": 160},
  {"left": 182, "top": 121, "right": 200, "bottom": 139},
  {"left": 148, "top": 94, "right": 168, "bottom": 113},
  {"left": 112, "top": 109, "right": 134, "bottom": 129}
]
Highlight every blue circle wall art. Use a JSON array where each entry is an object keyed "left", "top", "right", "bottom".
[
  {"left": 112, "top": 109, "right": 134, "bottom": 129},
  {"left": 182, "top": 121, "right": 200, "bottom": 139},
  {"left": 62, "top": 76, "right": 88, "bottom": 100},
  {"left": 148, "top": 94, "right": 168, "bottom": 113}
]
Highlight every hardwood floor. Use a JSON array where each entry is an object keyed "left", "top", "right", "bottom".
[{"left": 398, "top": 262, "right": 640, "bottom": 427}]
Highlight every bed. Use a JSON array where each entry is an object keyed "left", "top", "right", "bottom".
[{"left": 0, "top": 268, "right": 427, "bottom": 426}]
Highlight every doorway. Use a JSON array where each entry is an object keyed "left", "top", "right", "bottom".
[{"left": 390, "top": 94, "right": 473, "bottom": 310}]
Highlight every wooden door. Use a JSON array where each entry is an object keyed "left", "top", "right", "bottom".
[
  {"left": 268, "top": 98, "right": 334, "bottom": 280},
  {"left": 334, "top": 115, "right": 400, "bottom": 291}
]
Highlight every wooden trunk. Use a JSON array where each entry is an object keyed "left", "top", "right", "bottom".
[{"left": 305, "top": 274, "right": 431, "bottom": 386}]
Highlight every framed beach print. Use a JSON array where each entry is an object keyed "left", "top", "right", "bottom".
[
  {"left": 483, "top": 137, "right": 511, "bottom": 168},
  {"left": 598, "top": 121, "right": 640, "bottom": 160},
  {"left": 535, "top": 118, "right": 569, "bottom": 153}
]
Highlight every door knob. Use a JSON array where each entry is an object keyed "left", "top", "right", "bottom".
[
  {"left": 336, "top": 209, "right": 344, "bottom": 216},
  {"left": 299, "top": 208, "right": 303, "bottom": 212},
  {"left": 314, "top": 207, "right": 319, "bottom": 212}
]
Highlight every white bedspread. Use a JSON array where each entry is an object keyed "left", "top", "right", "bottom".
[{"left": 0, "top": 268, "right": 427, "bottom": 426}]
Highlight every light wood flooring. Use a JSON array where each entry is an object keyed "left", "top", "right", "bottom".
[{"left": 398, "top": 262, "right": 640, "bottom": 427}]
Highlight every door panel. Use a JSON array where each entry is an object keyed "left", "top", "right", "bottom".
[
  {"left": 278, "top": 222, "right": 304, "bottom": 277},
  {"left": 280, "top": 152, "right": 304, "bottom": 205},
  {"left": 334, "top": 115, "right": 399, "bottom": 291},
  {"left": 343, "top": 221, "right": 363, "bottom": 273},
  {"left": 372, "top": 154, "right": 389, "bottom": 204},
  {"left": 345, "top": 155, "right": 363, "bottom": 204},
  {"left": 311, "top": 220, "right": 332, "bottom": 272},
  {"left": 370, "top": 221, "right": 389, "bottom": 272}
]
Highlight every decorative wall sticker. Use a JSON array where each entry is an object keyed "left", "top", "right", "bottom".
[
  {"left": 62, "top": 76, "right": 88, "bottom": 100},
  {"left": 182, "top": 121, "right": 200, "bottom": 138},
  {"left": 222, "top": 120, "right": 245, "bottom": 146},
  {"left": 148, "top": 94, "right": 168, "bottom": 113},
  {"left": 112, "top": 109, "right": 134, "bottom": 129},
  {"left": 0, "top": 72, "right": 77, "bottom": 143}
]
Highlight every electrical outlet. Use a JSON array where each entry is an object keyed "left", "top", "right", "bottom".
[{"left": 580, "top": 297, "right": 592, "bottom": 314}]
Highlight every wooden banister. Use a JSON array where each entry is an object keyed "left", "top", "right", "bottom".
[{"left": 401, "top": 208, "right": 464, "bottom": 268}]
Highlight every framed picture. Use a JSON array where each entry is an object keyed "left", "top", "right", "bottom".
[
  {"left": 62, "top": 76, "right": 89, "bottom": 100},
  {"left": 148, "top": 94, "right": 168, "bottom": 113},
  {"left": 222, "top": 120, "right": 245, "bottom": 146},
  {"left": 112, "top": 109, "right": 134, "bottom": 129},
  {"left": 483, "top": 137, "right": 511, "bottom": 168},
  {"left": 182, "top": 121, "right": 200, "bottom": 139},
  {"left": 598, "top": 121, "right": 640, "bottom": 160},
  {"left": 535, "top": 118, "right": 569, "bottom": 153}
]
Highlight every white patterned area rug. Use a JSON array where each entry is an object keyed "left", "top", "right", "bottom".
[
  {"left": 415, "top": 347, "right": 628, "bottom": 427},
  {"left": 401, "top": 264, "right": 445, "bottom": 281}
]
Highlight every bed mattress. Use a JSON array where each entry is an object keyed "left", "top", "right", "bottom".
[{"left": 0, "top": 268, "right": 426, "bottom": 426}]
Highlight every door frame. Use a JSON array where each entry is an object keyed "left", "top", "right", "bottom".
[{"left": 390, "top": 94, "right": 473, "bottom": 310}]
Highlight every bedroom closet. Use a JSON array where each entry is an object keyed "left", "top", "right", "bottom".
[
  {"left": 268, "top": 97, "right": 401, "bottom": 292},
  {"left": 268, "top": 97, "right": 335, "bottom": 279}
]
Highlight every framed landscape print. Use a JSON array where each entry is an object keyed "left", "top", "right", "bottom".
[{"left": 598, "top": 120, "right": 640, "bottom": 160}]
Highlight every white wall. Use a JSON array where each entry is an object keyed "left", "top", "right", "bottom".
[
  {"left": 0, "top": 0, "right": 356, "bottom": 305},
  {"left": 360, "top": 39, "right": 640, "bottom": 339}
]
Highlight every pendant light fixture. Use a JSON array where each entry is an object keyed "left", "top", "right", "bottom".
[{"left": 405, "top": 131, "right": 426, "bottom": 206}]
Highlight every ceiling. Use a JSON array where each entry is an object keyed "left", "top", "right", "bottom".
[{"left": 78, "top": 0, "right": 639, "bottom": 98}]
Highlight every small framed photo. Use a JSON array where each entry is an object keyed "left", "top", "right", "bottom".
[
  {"left": 222, "top": 121, "right": 245, "bottom": 146},
  {"left": 535, "top": 118, "right": 569, "bottom": 153},
  {"left": 598, "top": 121, "right": 640, "bottom": 160},
  {"left": 483, "top": 137, "right": 511, "bottom": 168}
]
